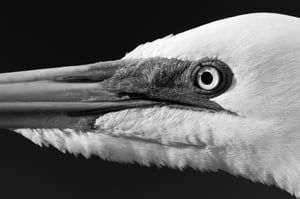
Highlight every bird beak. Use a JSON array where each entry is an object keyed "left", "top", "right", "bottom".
[{"left": 0, "top": 60, "right": 162, "bottom": 129}]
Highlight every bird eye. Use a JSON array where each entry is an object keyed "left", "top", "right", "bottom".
[
  {"left": 196, "top": 66, "right": 220, "bottom": 90},
  {"left": 191, "top": 58, "right": 233, "bottom": 98}
]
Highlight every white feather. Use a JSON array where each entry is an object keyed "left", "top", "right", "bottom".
[
  {"left": 14, "top": 105, "right": 300, "bottom": 197},
  {"left": 13, "top": 13, "right": 300, "bottom": 197}
]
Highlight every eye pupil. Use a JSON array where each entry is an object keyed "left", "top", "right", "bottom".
[{"left": 201, "top": 72, "right": 213, "bottom": 85}]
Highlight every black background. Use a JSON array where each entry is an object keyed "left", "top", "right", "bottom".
[{"left": 0, "top": 1, "right": 299, "bottom": 199}]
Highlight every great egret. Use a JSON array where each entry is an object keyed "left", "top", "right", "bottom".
[{"left": 0, "top": 13, "right": 300, "bottom": 197}]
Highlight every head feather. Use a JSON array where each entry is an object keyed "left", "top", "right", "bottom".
[{"left": 13, "top": 13, "right": 300, "bottom": 197}]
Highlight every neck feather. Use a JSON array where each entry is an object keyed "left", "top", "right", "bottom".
[{"left": 12, "top": 107, "right": 300, "bottom": 197}]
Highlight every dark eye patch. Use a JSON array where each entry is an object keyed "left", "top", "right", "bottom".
[{"left": 105, "top": 57, "right": 233, "bottom": 112}]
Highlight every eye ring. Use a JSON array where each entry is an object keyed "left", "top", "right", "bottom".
[
  {"left": 191, "top": 58, "right": 233, "bottom": 98},
  {"left": 196, "top": 66, "right": 220, "bottom": 90}
]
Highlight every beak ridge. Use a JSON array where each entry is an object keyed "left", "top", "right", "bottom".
[
  {"left": 0, "top": 60, "right": 127, "bottom": 103},
  {"left": 0, "top": 60, "right": 124, "bottom": 84}
]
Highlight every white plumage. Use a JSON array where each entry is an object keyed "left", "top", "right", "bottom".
[{"left": 9, "top": 13, "right": 300, "bottom": 197}]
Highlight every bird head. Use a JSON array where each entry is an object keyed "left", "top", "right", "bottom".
[{"left": 1, "top": 13, "right": 300, "bottom": 197}]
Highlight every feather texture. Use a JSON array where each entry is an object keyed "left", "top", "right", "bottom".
[
  {"left": 10, "top": 13, "right": 300, "bottom": 197},
  {"left": 15, "top": 106, "right": 300, "bottom": 197}
]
